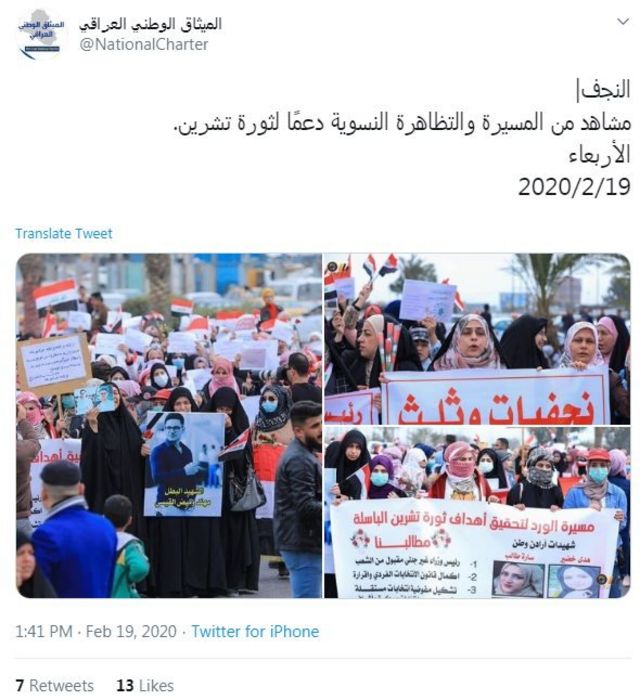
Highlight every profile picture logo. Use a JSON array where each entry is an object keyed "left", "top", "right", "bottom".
[{"left": 18, "top": 8, "right": 65, "bottom": 59}]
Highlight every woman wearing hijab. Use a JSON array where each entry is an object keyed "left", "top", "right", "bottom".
[
  {"left": 551, "top": 449, "right": 569, "bottom": 476},
  {"left": 597, "top": 315, "right": 630, "bottom": 374},
  {"left": 16, "top": 531, "right": 56, "bottom": 598},
  {"left": 560, "top": 322, "right": 629, "bottom": 423},
  {"left": 395, "top": 447, "right": 429, "bottom": 496},
  {"left": 506, "top": 447, "right": 564, "bottom": 510},
  {"left": 80, "top": 383, "right": 147, "bottom": 540},
  {"left": 476, "top": 448, "right": 508, "bottom": 489},
  {"left": 16, "top": 392, "right": 53, "bottom": 439},
  {"left": 553, "top": 565, "right": 601, "bottom": 598},
  {"left": 207, "top": 387, "right": 260, "bottom": 596},
  {"left": 339, "top": 314, "right": 421, "bottom": 418},
  {"left": 203, "top": 357, "right": 241, "bottom": 401},
  {"left": 564, "top": 448, "right": 627, "bottom": 597},
  {"left": 493, "top": 562, "right": 543, "bottom": 598},
  {"left": 428, "top": 441, "right": 499, "bottom": 501},
  {"left": 499, "top": 314, "right": 549, "bottom": 369},
  {"left": 252, "top": 384, "right": 293, "bottom": 566},
  {"left": 328, "top": 429, "right": 371, "bottom": 500},
  {"left": 147, "top": 362, "right": 172, "bottom": 391},
  {"left": 367, "top": 455, "right": 406, "bottom": 499},
  {"left": 608, "top": 449, "right": 631, "bottom": 588},
  {"left": 428, "top": 314, "right": 508, "bottom": 371}
]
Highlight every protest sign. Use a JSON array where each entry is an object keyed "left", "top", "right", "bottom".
[
  {"left": 381, "top": 366, "right": 610, "bottom": 425},
  {"left": 330, "top": 499, "right": 618, "bottom": 598},
  {"left": 17, "top": 334, "right": 92, "bottom": 396},
  {"left": 324, "top": 467, "right": 336, "bottom": 575},
  {"left": 399, "top": 280, "right": 457, "bottom": 323},
  {"left": 94, "top": 333, "right": 123, "bottom": 354},
  {"left": 186, "top": 368, "right": 211, "bottom": 390},
  {"left": 64, "top": 310, "right": 92, "bottom": 331},
  {"left": 271, "top": 320, "right": 294, "bottom": 346},
  {"left": 213, "top": 338, "right": 245, "bottom": 361},
  {"left": 240, "top": 340, "right": 279, "bottom": 371},
  {"left": 240, "top": 395, "right": 261, "bottom": 424},
  {"left": 144, "top": 412, "right": 225, "bottom": 517},
  {"left": 73, "top": 384, "right": 115, "bottom": 414},
  {"left": 125, "top": 328, "right": 155, "bottom": 353},
  {"left": 324, "top": 388, "right": 380, "bottom": 425},
  {"left": 167, "top": 331, "right": 198, "bottom": 354},
  {"left": 334, "top": 277, "right": 356, "bottom": 301},
  {"left": 107, "top": 310, "right": 132, "bottom": 326},
  {"left": 29, "top": 439, "right": 82, "bottom": 528}
]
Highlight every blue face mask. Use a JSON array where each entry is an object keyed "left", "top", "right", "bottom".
[
  {"left": 173, "top": 358, "right": 185, "bottom": 370},
  {"left": 588, "top": 467, "right": 608, "bottom": 484},
  {"left": 262, "top": 400, "right": 278, "bottom": 414},
  {"left": 370, "top": 472, "right": 389, "bottom": 487},
  {"left": 427, "top": 458, "right": 436, "bottom": 468}
]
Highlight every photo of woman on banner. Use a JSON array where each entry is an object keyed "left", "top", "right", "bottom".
[
  {"left": 492, "top": 561, "right": 544, "bottom": 598},
  {"left": 549, "top": 565, "right": 601, "bottom": 598}
]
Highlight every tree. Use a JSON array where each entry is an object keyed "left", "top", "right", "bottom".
[
  {"left": 603, "top": 257, "right": 630, "bottom": 311},
  {"left": 509, "top": 254, "right": 614, "bottom": 347},
  {"left": 389, "top": 255, "right": 437, "bottom": 294},
  {"left": 17, "top": 254, "right": 45, "bottom": 337},
  {"left": 144, "top": 254, "right": 171, "bottom": 317}
]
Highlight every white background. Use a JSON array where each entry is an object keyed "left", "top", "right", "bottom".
[{"left": 3, "top": 0, "right": 638, "bottom": 696}]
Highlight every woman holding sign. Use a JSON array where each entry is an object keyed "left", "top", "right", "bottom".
[
  {"left": 428, "top": 441, "right": 499, "bottom": 502},
  {"left": 428, "top": 314, "right": 508, "bottom": 371},
  {"left": 506, "top": 447, "right": 564, "bottom": 510},
  {"left": 80, "top": 383, "right": 147, "bottom": 541}
]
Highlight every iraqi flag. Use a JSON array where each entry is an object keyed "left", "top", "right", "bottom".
[
  {"left": 334, "top": 255, "right": 352, "bottom": 279},
  {"left": 378, "top": 253, "right": 398, "bottom": 277},
  {"left": 33, "top": 279, "right": 78, "bottom": 317},
  {"left": 186, "top": 315, "right": 209, "bottom": 332},
  {"left": 218, "top": 428, "right": 251, "bottom": 462},
  {"left": 362, "top": 254, "right": 377, "bottom": 279},
  {"left": 41, "top": 311, "right": 58, "bottom": 338},
  {"left": 441, "top": 278, "right": 465, "bottom": 312},
  {"left": 171, "top": 298, "right": 194, "bottom": 316},
  {"left": 324, "top": 272, "right": 338, "bottom": 316},
  {"left": 347, "top": 463, "right": 371, "bottom": 499}
]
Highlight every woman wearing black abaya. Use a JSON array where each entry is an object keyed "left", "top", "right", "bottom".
[
  {"left": 476, "top": 447, "right": 508, "bottom": 489},
  {"left": 328, "top": 429, "right": 371, "bottom": 500},
  {"left": 206, "top": 387, "right": 260, "bottom": 595},
  {"left": 80, "top": 383, "right": 146, "bottom": 541},
  {"left": 145, "top": 386, "right": 226, "bottom": 597},
  {"left": 499, "top": 315, "right": 550, "bottom": 369},
  {"left": 342, "top": 314, "right": 422, "bottom": 389}
]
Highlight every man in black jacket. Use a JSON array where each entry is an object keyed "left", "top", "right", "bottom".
[{"left": 273, "top": 401, "right": 322, "bottom": 598}]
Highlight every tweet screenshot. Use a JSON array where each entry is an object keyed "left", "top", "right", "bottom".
[{"left": 4, "top": 0, "right": 638, "bottom": 696}]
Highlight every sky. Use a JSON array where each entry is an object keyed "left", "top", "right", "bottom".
[{"left": 326, "top": 253, "right": 615, "bottom": 309}]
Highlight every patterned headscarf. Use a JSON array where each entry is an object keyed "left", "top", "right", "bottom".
[
  {"left": 526, "top": 447, "right": 555, "bottom": 489},
  {"left": 432, "top": 314, "right": 506, "bottom": 370}
]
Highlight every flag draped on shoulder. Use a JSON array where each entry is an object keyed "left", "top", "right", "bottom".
[{"left": 218, "top": 428, "right": 251, "bottom": 461}]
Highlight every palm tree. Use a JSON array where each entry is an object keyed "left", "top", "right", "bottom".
[
  {"left": 509, "top": 254, "right": 614, "bottom": 347},
  {"left": 389, "top": 255, "right": 437, "bottom": 293},
  {"left": 17, "top": 254, "right": 45, "bottom": 337},
  {"left": 603, "top": 256, "right": 630, "bottom": 310},
  {"left": 144, "top": 254, "right": 172, "bottom": 316}
]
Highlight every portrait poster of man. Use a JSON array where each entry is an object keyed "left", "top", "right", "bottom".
[{"left": 144, "top": 412, "right": 226, "bottom": 517}]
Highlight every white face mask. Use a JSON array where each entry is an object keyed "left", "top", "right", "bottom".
[
  {"left": 154, "top": 373, "right": 169, "bottom": 387},
  {"left": 479, "top": 459, "right": 494, "bottom": 474}
]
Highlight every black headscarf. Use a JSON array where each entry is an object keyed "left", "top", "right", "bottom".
[
  {"left": 17, "top": 531, "right": 57, "bottom": 598},
  {"left": 80, "top": 383, "right": 146, "bottom": 538},
  {"left": 499, "top": 315, "right": 549, "bottom": 369},
  {"left": 254, "top": 384, "right": 292, "bottom": 432},
  {"left": 163, "top": 386, "right": 199, "bottom": 413},
  {"left": 599, "top": 315, "right": 630, "bottom": 374},
  {"left": 333, "top": 429, "right": 370, "bottom": 499},
  {"left": 552, "top": 449, "right": 569, "bottom": 476},
  {"left": 476, "top": 447, "right": 508, "bottom": 489},
  {"left": 109, "top": 365, "right": 130, "bottom": 381},
  {"left": 148, "top": 362, "right": 170, "bottom": 390},
  {"left": 205, "top": 386, "right": 250, "bottom": 435},
  {"left": 346, "top": 313, "right": 422, "bottom": 388}
]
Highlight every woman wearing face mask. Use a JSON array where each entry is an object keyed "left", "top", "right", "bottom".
[
  {"left": 148, "top": 362, "right": 172, "bottom": 391},
  {"left": 506, "top": 447, "right": 564, "bottom": 510},
  {"left": 367, "top": 455, "right": 406, "bottom": 499},
  {"left": 328, "top": 429, "right": 370, "bottom": 501},
  {"left": 16, "top": 392, "right": 53, "bottom": 439},
  {"left": 428, "top": 441, "right": 499, "bottom": 501},
  {"left": 499, "top": 315, "right": 550, "bottom": 370},
  {"left": 251, "top": 384, "right": 293, "bottom": 570},
  {"left": 428, "top": 314, "right": 508, "bottom": 371},
  {"left": 206, "top": 387, "right": 259, "bottom": 596},
  {"left": 476, "top": 448, "right": 508, "bottom": 489},
  {"left": 564, "top": 448, "right": 627, "bottom": 597},
  {"left": 80, "top": 383, "right": 147, "bottom": 542}
]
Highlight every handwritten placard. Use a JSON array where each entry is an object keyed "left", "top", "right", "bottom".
[{"left": 399, "top": 280, "right": 457, "bottom": 323}]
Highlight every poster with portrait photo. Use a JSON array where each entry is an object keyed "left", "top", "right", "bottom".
[
  {"left": 143, "top": 412, "right": 226, "bottom": 517},
  {"left": 547, "top": 564, "right": 602, "bottom": 599},
  {"left": 491, "top": 561, "right": 545, "bottom": 598}
]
